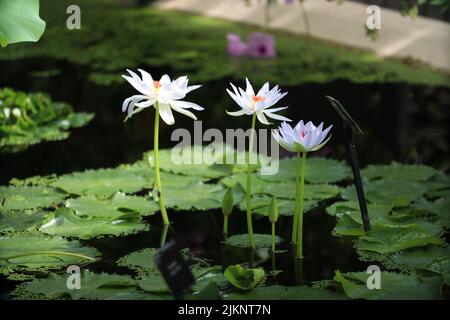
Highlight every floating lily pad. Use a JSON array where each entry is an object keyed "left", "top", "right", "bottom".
[
  {"left": 221, "top": 174, "right": 341, "bottom": 201},
  {"left": 411, "top": 198, "right": 450, "bottom": 229},
  {"left": 13, "top": 270, "right": 139, "bottom": 300},
  {"left": 224, "top": 234, "right": 283, "bottom": 248},
  {"left": 0, "top": 88, "right": 93, "bottom": 153},
  {"left": 354, "top": 224, "right": 444, "bottom": 255},
  {"left": 226, "top": 285, "right": 347, "bottom": 300},
  {"left": 341, "top": 179, "right": 427, "bottom": 207},
  {"left": 117, "top": 248, "right": 160, "bottom": 276},
  {"left": 0, "top": 209, "right": 45, "bottom": 232},
  {"left": 66, "top": 192, "right": 159, "bottom": 218},
  {"left": 145, "top": 147, "right": 233, "bottom": 179},
  {"left": 39, "top": 208, "right": 148, "bottom": 239},
  {"left": 261, "top": 157, "right": 351, "bottom": 184},
  {"left": 162, "top": 181, "right": 225, "bottom": 211},
  {"left": 0, "top": 233, "right": 98, "bottom": 277},
  {"left": 224, "top": 264, "right": 265, "bottom": 290},
  {"left": 362, "top": 163, "right": 438, "bottom": 182},
  {"left": 50, "top": 168, "right": 149, "bottom": 196},
  {"left": 0, "top": 185, "right": 65, "bottom": 211},
  {"left": 239, "top": 194, "right": 317, "bottom": 216},
  {"left": 333, "top": 271, "right": 442, "bottom": 300}
]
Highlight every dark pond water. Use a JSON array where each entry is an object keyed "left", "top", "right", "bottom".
[{"left": 0, "top": 57, "right": 448, "bottom": 298}]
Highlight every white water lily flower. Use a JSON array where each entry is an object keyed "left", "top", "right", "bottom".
[
  {"left": 121, "top": 69, "right": 203, "bottom": 125},
  {"left": 226, "top": 78, "right": 290, "bottom": 124},
  {"left": 273, "top": 120, "right": 332, "bottom": 153}
]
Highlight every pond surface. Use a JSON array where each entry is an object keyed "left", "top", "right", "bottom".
[{"left": 0, "top": 56, "right": 448, "bottom": 299}]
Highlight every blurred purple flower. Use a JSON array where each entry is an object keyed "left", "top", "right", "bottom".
[
  {"left": 248, "top": 33, "right": 276, "bottom": 58},
  {"left": 285, "top": 0, "right": 295, "bottom": 4},
  {"left": 226, "top": 33, "right": 248, "bottom": 57}
]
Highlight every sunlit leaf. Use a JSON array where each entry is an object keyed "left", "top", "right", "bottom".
[{"left": 224, "top": 264, "right": 265, "bottom": 290}]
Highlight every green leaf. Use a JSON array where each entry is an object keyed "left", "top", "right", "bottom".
[
  {"left": 0, "top": 209, "right": 45, "bottom": 232},
  {"left": 239, "top": 194, "right": 316, "bottom": 217},
  {"left": 221, "top": 174, "right": 341, "bottom": 200},
  {"left": 333, "top": 271, "right": 443, "bottom": 300},
  {"left": 145, "top": 146, "right": 233, "bottom": 179},
  {"left": 162, "top": 181, "right": 225, "bottom": 211},
  {"left": 224, "top": 264, "right": 265, "bottom": 290},
  {"left": 260, "top": 157, "right": 351, "bottom": 184},
  {"left": 342, "top": 178, "right": 427, "bottom": 207},
  {"left": 51, "top": 168, "right": 150, "bottom": 196},
  {"left": 355, "top": 224, "right": 444, "bottom": 255},
  {"left": 0, "top": 88, "right": 93, "bottom": 153},
  {"left": 363, "top": 162, "right": 438, "bottom": 182},
  {"left": 66, "top": 192, "right": 159, "bottom": 218},
  {"left": 0, "top": 0, "right": 46, "bottom": 47},
  {"left": 224, "top": 233, "right": 283, "bottom": 248},
  {"left": 0, "top": 233, "right": 98, "bottom": 276},
  {"left": 226, "top": 285, "right": 347, "bottom": 300},
  {"left": 39, "top": 207, "right": 148, "bottom": 239},
  {"left": 116, "top": 248, "right": 160, "bottom": 277},
  {"left": 0, "top": 185, "right": 65, "bottom": 211},
  {"left": 15, "top": 270, "right": 140, "bottom": 300}
]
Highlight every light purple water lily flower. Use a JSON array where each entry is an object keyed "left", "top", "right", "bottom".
[
  {"left": 248, "top": 33, "right": 276, "bottom": 58},
  {"left": 273, "top": 120, "right": 332, "bottom": 152},
  {"left": 227, "top": 33, "right": 248, "bottom": 57},
  {"left": 121, "top": 69, "right": 203, "bottom": 125},
  {"left": 226, "top": 78, "right": 290, "bottom": 124}
]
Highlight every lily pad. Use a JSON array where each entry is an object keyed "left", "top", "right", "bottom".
[
  {"left": 333, "top": 270, "right": 442, "bottom": 300},
  {"left": 224, "top": 264, "right": 265, "bottom": 290},
  {"left": 221, "top": 174, "right": 341, "bottom": 200},
  {"left": 0, "top": 233, "right": 98, "bottom": 277},
  {"left": 0, "top": 0, "right": 46, "bottom": 47},
  {"left": 239, "top": 194, "right": 317, "bottom": 216},
  {"left": 162, "top": 181, "right": 225, "bottom": 211},
  {"left": 354, "top": 224, "right": 444, "bottom": 255},
  {"left": 50, "top": 168, "right": 150, "bottom": 196},
  {"left": 226, "top": 285, "right": 347, "bottom": 300},
  {"left": 224, "top": 234, "right": 283, "bottom": 248},
  {"left": 116, "top": 248, "right": 160, "bottom": 277},
  {"left": 39, "top": 208, "right": 148, "bottom": 239},
  {"left": 362, "top": 163, "right": 437, "bottom": 182},
  {"left": 0, "top": 209, "right": 45, "bottom": 232},
  {"left": 0, "top": 185, "right": 65, "bottom": 211},
  {"left": 341, "top": 179, "right": 427, "bottom": 207},
  {"left": 260, "top": 157, "right": 351, "bottom": 184},
  {"left": 66, "top": 192, "right": 159, "bottom": 218},
  {"left": 14, "top": 270, "right": 139, "bottom": 300}
]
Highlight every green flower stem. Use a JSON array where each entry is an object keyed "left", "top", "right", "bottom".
[
  {"left": 246, "top": 113, "right": 257, "bottom": 249},
  {"left": 291, "top": 151, "right": 301, "bottom": 243},
  {"left": 296, "top": 152, "right": 307, "bottom": 258},
  {"left": 223, "top": 216, "right": 229, "bottom": 235},
  {"left": 154, "top": 101, "right": 170, "bottom": 225},
  {"left": 2, "top": 251, "right": 96, "bottom": 262},
  {"left": 271, "top": 223, "right": 276, "bottom": 253}
]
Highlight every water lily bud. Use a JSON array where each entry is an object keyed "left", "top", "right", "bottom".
[
  {"left": 3, "top": 107, "right": 10, "bottom": 118},
  {"left": 268, "top": 196, "right": 278, "bottom": 224},
  {"left": 222, "top": 188, "right": 234, "bottom": 217},
  {"left": 12, "top": 108, "right": 21, "bottom": 117}
]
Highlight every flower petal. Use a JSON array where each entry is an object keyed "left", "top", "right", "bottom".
[
  {"left": 170, "top": 100, "right": 204, "bottom": 110},
  {"left": 245, "top": 78, "right": 255, "bottom": 96},
  {"left": 226, "top": 110, "right": 246, "bottom": 117},
  {"left": 171, "top": 103, "right": 198, "bottom": 121},
  {"left": 122, "top": 75, "right": 152, "bottom": 96},
  {"left": 264, "top": 111, "right": 292, "bottom": 122},
  {"left": 256, "top": 112, "right": 271, "bottom": 125},
  {"left": 158, "top": 103, "right": 175, "bottom": 125}
]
